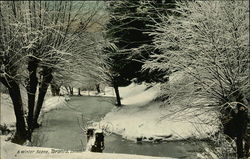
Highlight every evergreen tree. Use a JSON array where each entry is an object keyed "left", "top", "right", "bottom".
[{"left": 104, "top": 0, "right": 175, "bottom": 105}]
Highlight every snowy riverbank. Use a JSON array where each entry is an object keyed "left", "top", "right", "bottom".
[
  {"left": 1, "top": 82, "right": 219, "bottom": 142},
  {"left": 0, "top": 93, "right": 66, "bottom": 127},
  {"left": 98, "top": 83, "right": 219, "bottom": 142},
  {"left": 1, "top": 82, "right": 219, "bottom": 159}
]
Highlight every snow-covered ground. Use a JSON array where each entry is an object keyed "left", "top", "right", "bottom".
[
  {"left": 41, "top": 96, "right": 66, "bottom": 113},
  {"left": 0, "top": 93, "right": 66, "bottom": 126},
  {"left": 80, "top": 87, "right": 115, "bottom": 97},
  {"left": 60, "top": 85, "right": 115, "bottom": 97},
  {"left": 98, "top": 82, "right": 219, "bottom": 141},
  {"left": 1, "top": 94, "right": 16, "bottom": 126}
]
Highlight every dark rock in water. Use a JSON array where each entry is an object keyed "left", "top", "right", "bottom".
[
  {"left": 155, "top": 134, "right": 173, "bottom": 138},
  {"left": 87, "top": 128, "right": 105, "bottom": 153},
  {"left": 0, "top": 124, "right": 11, "bottom": 135},
  {"left": 136, "top": 137, "right": 143, "bottom": 143},
  {"left": 154, "top": 138, "right": 163, "bottom": 143},
  {"left": 91, "top": 132, "right": 104, "bottom": 153},
  {"left": 148, "top": 137, "right": 154, "bottom": 140}
]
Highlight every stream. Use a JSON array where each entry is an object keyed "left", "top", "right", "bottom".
[{"left": 32, "top": 96, "right": 204, "bottom": 158}]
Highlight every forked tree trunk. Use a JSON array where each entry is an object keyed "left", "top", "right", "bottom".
[
  {"left": 33, "top": 68, "right": 53, "bottom": 128},
  {"left": 223, "top": 92, "right": 249, "bottom": 158},
  {"left": 113, "top": 83, "right": 121, "bottom": 106},
  {"left": 8, "top": 81, "right": 27, "bottom": 142},
  {"left": 26, "top": 59, "right": 38, "bottom": 132}
]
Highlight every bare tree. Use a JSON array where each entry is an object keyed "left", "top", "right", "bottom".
[
  {"left": 143, "top": 1, "right": 249, "bottom": 158},
  {"left": 0, "top": 1, "right": 29, "bottom": 142},
  {"left": 0, "top": 1, "right": 104, "bottom": 142}
]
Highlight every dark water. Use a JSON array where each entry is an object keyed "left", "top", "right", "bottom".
[{"left": 32, "top": 96, "right": 203, "bottom": 158}]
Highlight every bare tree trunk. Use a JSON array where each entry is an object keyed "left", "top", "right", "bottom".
[
  {"left": 1, "top": 77, "right": 27, "bottom": 143},
  {"left": 236, "top": 136, "right": 244, "bottom": 158},
  {"left": 113, "top": 83, "right": 121, "bottom": 106},
  {"left": 51, "top": 84, "right": 56, "bottom": 96},
  {"left": 69, "top": 86, "right": 73, "bottom": 95},
  {"left": 51, "top": 81, "right": 60, "bottom": 96},
  {"left": 236, "top": 94, "right": 249, "bottom": 158},
  {"left": 236, "top": 104, "right": 248, "bottom": 158},
  {"left": 96, "top": 84, "right": 100, "bottom": 93},
  {"left": 8, "top": 81, "right": 27, "bottom": 143},
  {"left": 64, "top": 86, "right": 69, "bottom": 95},
  {"left": 78, "top": 88, "right": 82, "bottom": 96},
  {"left": 55, "top": 86, "right": 60, "bottom": 96},
  {"left": 33, "top": 68, "right": 53, "bottom": 128},
  {"left": 26, "top": 58, "right": 38, "bottom": 134}
]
